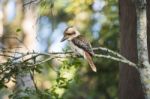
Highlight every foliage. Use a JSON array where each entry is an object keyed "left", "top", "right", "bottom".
[{"left": 50, "top": 58, "right": 81, "bottom": 99}]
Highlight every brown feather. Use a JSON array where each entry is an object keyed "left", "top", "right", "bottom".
[
  {"left": 84, "top": 51, "right": 97, "bottom": 72},
  {"left": 72, "top": 35, "right": 94, "bottom": 56}
]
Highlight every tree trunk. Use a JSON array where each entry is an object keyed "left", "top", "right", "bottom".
[
  {"left": 15, "top": 0, "right": 38, "bottom": 98},
  {"left": 119, "top": 0, "right": 145, "bottom": 99},
  {"left": 0, "top": 2, "right": 3, "bottom": 37},
  {"left": 119, "top": 0, "right": 150, "bottom": 98},
  {"left": 147, "top": 0, "right": 150, "bottom": 60},
  {"left": 135, "top": 0, "right": 150, "bottom": 98}
]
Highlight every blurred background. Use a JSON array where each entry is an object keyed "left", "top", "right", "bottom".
[{"left": 0, "top": 0, "right": 119, "bottom": 99}]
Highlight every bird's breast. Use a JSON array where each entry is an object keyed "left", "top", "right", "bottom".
[{"left": 69, "top": 41, "right": 84, "bottom": 56}]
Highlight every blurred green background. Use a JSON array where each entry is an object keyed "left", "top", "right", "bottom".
[{"left": 0, "top": 0, "right": 119, "bottom": 99}]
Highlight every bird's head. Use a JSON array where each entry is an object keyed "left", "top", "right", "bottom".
[{"left": 61, "top": 26, "right": 80, "bottom": 42}]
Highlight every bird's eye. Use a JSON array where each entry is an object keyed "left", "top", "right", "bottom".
[
  {"left": 67, "top": 34, "right": 72, "bottom": 35},
  {"left": 66, "top": 32, "right": 75, "bottom": 35}
]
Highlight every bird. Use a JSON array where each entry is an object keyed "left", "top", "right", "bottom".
[{"left": 61, "top": 26, "right": 97, "bottom": 72}]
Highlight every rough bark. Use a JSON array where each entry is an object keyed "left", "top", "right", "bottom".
[
  {"left": 135, "top": 0, "right": 150, "bottom": 98},
  {"left": 147, "top": 0, "right": 150, "bottom": 61},
  {"left": 0, "top": 2, "right": 3, "bottom": 37},
  {"left": 15, "top": 71, "right": 36, "bottom": 98},
  {"left": 119, "top": 0, "right": 145, "bottom": 99},
  {"left": 135, "top": 0, "right": 148, "bottom": 65},
  {"left": 119, "top": 0, "right": 150, "bottom": 98},
  {"left": 15, "top": 0, "right": 38, "bottom": 98}
]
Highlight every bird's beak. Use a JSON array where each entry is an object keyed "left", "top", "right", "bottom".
[{"left": 61, "top": 36, "right": 67, "bottom": 42}]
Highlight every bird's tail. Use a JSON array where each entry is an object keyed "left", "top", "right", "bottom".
[{"left": 84, "top": 51, "right": 97, "bottom": 72}]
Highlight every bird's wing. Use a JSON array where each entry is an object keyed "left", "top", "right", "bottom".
[{"left": 72, "top": 35, "right": 94, "bottom": 56}]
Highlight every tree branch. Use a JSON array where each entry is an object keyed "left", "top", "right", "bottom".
[
  {"left": 0, "top": 47, "right": 138, "bottom": 69},
  {"left": 23, "top": 0, "right": 41, "bottom": 6}
]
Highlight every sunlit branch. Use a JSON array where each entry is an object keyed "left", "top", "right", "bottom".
[
  {"left": 93, "top": 47, "right": 127, "bottom": 59},
  {"left": 0, "top": 46, "right": 139, "bottom": 85},
  {"left": 94, "top": 54, "right": 137, "bottom": 68},
  {"left": 23, "top": 0, "right": 41, "bottom": 6},
  {"left": 0, "top": 47, "right": 138, "bottom": 71}
]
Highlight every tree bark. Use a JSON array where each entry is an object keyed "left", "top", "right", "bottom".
[
  {"left": 147, "top": 0, "right": 150, "bottom": 60},
  {"left": 119, "top": 0, "right": 150, "bottom": 98},
  {"left": 135, "top": 0, "right": 150, "bottom": 98},
  {"left": 119, "top": 0, "right": 145, "bottom": 99},
  {"left": 15, "top": 0, "right": 38, "bottom": 98},
  {"left": 0, "top": 2, "right": 3, "bottom": 37}
]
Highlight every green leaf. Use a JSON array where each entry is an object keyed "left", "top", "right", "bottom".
[{"left": 16, "top": 28, "right": 22, "bottom": 32}]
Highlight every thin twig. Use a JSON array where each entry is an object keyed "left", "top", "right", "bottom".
[
  {"left": 94, "top": 54, "right": 138, "bottom": 69},
  {"left": 23, "top": 0, "right": 41, "bottom": 6},
  {"left": 93, "top": 47, "right": 126, "bottom": 59}
]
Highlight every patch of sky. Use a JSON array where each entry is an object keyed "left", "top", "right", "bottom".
[
  {"left": 49, "top": 22, "right": 68, "bottom": 52},
  {"left": 92, "top": 13, "right": 106, "bottom": 39},
  {"left": 6, "top": 0, "right": 16, "bottom": 22},
  {"left": 92, "top": 0, "right": 105, "bottom": 12},
  {"left": 37, "top": 16, "right": 52, "bottom": 52},
  {"left": 92, "top": 0, "right": 106, "bottom": 39},
  {"left": 92, "top": 22, "right": 101, "bottom": 39},
  {"left": 111, "top": 6, "right": 117, "bottom": 12}
]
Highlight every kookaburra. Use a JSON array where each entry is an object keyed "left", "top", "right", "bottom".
[{"left": 61, "top": 27, "right": 97, "bottom": 72}]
